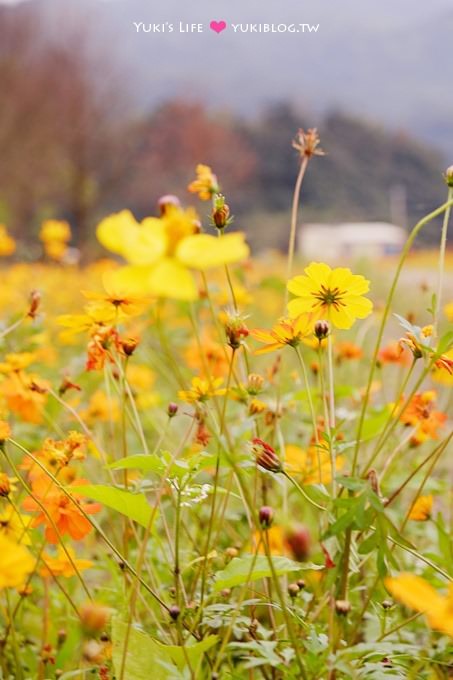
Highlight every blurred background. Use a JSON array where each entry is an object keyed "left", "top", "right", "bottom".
[{"left": 1, "top": 0, "right": 452, "bottom": 255}]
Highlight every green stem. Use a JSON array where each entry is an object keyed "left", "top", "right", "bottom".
[
  {"left": 285, "top": 156, "right": 309, "bottom": 307},
  {"left": 434, "top": 185, "right": 453, "bottom": 334},
  {"left": 351, "top": 196, "right": 453, "bottom": 476}
]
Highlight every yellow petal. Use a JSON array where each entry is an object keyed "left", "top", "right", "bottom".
[
  {"left": 123, "top": 218, "right": 167, "bottom": 266},
  {"left": 176, "top": 232, "right": 249, "bottom": 271},
  {"left": 96, "top": 210, "right": 140, "bottom": 257},
  {"left": 147, "top": 258, "right": 198, "bottom": 300},
  {"left": 385, "top": 574, "right": 443, "bottom": 614}
]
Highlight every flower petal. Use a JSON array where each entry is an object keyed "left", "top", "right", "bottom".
[
  {"left": 147, "top": 258, "right": 198, "bottom": 300},
  {"left": 176, "top": 232, "right": 249, "bottom": 270}
]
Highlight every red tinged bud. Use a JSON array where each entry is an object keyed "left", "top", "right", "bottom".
[
  {"left": 285, "top": 526, "right": 311, "bottom": 561},
  {"left": 251, "top": 438, "right": 282, "bottom": 473},
  {"left": 258, "top": 505, "right": 274, "bottom": 528},
  {"left": 167, "top": 402, "right": 179, "bottom": 418}
]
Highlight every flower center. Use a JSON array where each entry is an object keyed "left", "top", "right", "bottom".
[{"left": 315, "top": 285, "right": 345, "bottom": 309}]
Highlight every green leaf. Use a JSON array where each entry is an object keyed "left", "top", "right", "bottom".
[
  {"left": 361, "top": 409, "right": 390, "bottom": 441},
  {"left": 72, "top": 485, "right": 154, "bottom": 529},
  {"left": 213, "top": 555, "right": 320, "bottom": 591},
  {"left": 112, "top": 618, "right": 217, "bottom": 679}
]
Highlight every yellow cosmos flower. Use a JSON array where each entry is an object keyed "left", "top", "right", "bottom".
[
  {"left": 0, "top": 225, "right": 16, "bottom": 257},
  {"left": 408, "top": 495, "right": 433, "bottom": 521},
  {"left": 40, "top": 546, "right": 93, "bottom": 578},
  {"left": 251, "top": 314, "right": 314, "bottom": 354},
  {"left": 0, "top": 534, "right": 35, "bottom": 589},
  {"left": 82, "top": 270, "right": 147, "bottom": 318},
  {"left": 188, "top": 164, "right": 219, "bottom": 200},
  {"left": 0, "top": 506, "right": 32, "bottom": 544},
  {"left": 284, "top": 444, "right": 344, "bottom": 485},
  {"left": 178, "top": 377, "right": 226, "bottom": 404},
  {"left": 287, "top": 262, "right": 373, "bottom": 330},
  {"left": 0, "top": 352, "right": 36, "bottom": 374},
  {"left": 385, "top": 574, "right": 453, "bottom": 638},
  {"left": 96, "top": 206, "right": 249, "bottom": 301}
]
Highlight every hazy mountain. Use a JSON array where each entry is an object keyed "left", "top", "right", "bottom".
[{"left": 3, "top": 0, "right": 453, "bottom": 156}]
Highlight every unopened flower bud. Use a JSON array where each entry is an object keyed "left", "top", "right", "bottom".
[
  {"left": 169, "top": 605, "right": 180, "bottom": 621},
  {"left": 335, "top": 599, "right": 351, "bottom": 616},
  {"left": 310, "top": 361, "right": 319, "bottom": 376},
  {"left": 288, "top": 583, "right": 300, "bottom": 598},
  {"left": 212, "top": 195, "right": 231, "bottom": 230},
  {"left": 28, "top": 289, "right": 41, "bottom": 319},
  {"left": 157, "top": 194, "right": 181, "bottom": 215},
  {"left": 79, "top": 602, "right": 111, "bottom": 634},
  {"left": 167, "top": 402, "right": 179, "bottom": 418},
  {"left": 444, "top": 166, "right": 453, "bottom": 187},
  {"left": 121, "top": 337, "right": 139, "bottom": 357},
  {"left": 297, "top": 579, "right": 306, "bottom": 590},
  {"left": 258, "top": 505, "right": 274, "bottom": 529},
  {"left": 382, "top": 599, "right": 393, "bottom": 610},
  {"left": 251, "top": 438, "right": 282, "bottom": 473},
  {"left": 224, "top": 314, "right": 249, "bottom": 350},
  {"left": 247, "top": 373, "right": 264, "bottom": 395},
  {"left": 221, "top": 588, "right": 231, "bottom": 598},
  {"left": 285, "top": 526, "right": 311, "bottom": 561},
  {"left": 225, "top": 547, "right": 239, "bottom": 560},
  {"left": 314, "top": 320, "right": 330, "bottom": 340}
]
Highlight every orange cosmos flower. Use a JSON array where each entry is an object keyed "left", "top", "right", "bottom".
[
  {"left": 378, "top": 341, "right": 411, "bottom": 366},
  {"left": 399, "top": 391, "right": 446, "bottom": 446},
  {"left": 187, "top": 164, "right": 219, "bottom": 201},
  {"left": 408, "top": 495, "right": 433, "bottom": 521},
  {"left": 335, "top": 341, "right": 363, "bottom": 362},
  {"left": 23, "top": 477, "right": 101, "bottom": 544}
]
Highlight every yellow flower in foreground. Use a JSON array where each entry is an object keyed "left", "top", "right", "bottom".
[
  {"left": 96, "top": 206, "right": 249, "bottom": 301},
  {"left": 385, "top": 574, "right": 453, "bottom": 638},
  {"left": 0, "top": 534, "right": 35, "bottom": 589},
  {"left": 0, "top": 506, "right": 32, "bottom": 544},
  {"left": 188, "top": 164, "right": 219, "bottom": 200},
  {"left": 284, "top": 444, "right": 344, "bottom": 485},
  {"left": 408, "top": 495, "right": 433, "bottom": 521},
  {"left": 178, "top": 377, "right": 226, "bottom": 404},
  {"left": 40, "top": 546, "right": 93, "bottom": 578},
  {"left": 0, "top": 225, "right": 16, "bottom": 257},
  {"left": 287, "top": 262, "right": 373, "bottom": 330},
  {"left": 251, "top": 314, "right": 314, "bottom": 354}
]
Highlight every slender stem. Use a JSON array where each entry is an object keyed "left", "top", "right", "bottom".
[
  {"left": 285, "top": 156, "right": 309, "bottom": 306},
  {"left": 295, "top": 345, "right": 319, "bottom": 444},
  {"left": 434, "top": 185, "right": 453, "bottom": 334},
  {"left": 327, "top": 334, "right": 337, "bottom": 496},
  {"left": 282, "top": 470, "right": 327, "bottom": 511}
]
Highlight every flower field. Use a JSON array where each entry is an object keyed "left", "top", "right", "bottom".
[{"left": 0, "top": 133, "right": 453, "bottom": 679}]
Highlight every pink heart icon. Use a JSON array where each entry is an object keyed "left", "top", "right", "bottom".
[{"left": 210, "top": 20, "right": 227, "bottom": 34}]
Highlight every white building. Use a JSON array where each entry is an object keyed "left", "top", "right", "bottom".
[{"left": 298, "top": 222, "right": 406, "bottom": 261}]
